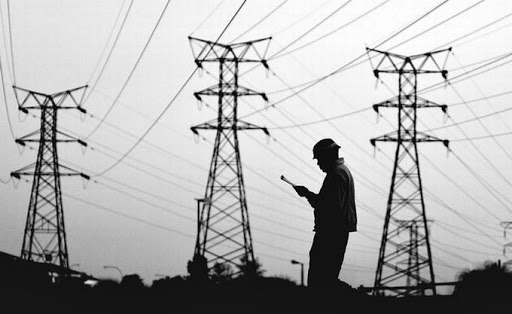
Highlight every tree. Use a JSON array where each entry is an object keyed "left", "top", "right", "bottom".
[
  {"left": 454, "top": 261, "right": 512, "bottom": 302},
  {"left": 187, "top": 254, "right": 209, "bottom": 282},
  {"left": 237, "top": 256, "right": 265, "bottom": 279},
  {"left": 120, "top": 274, "right": 146, "bottom": 290},
  {"left": 210, "top": 262, "right": 234, "bottom": 284}
]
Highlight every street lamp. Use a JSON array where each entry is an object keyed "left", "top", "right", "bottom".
[
  {"left": 103, "top": 265, "right": 123, "bottom": 280},
  {"left": 291, "top": 259, "right": 304, "bottom": 287}
]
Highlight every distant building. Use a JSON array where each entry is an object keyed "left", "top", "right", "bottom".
[{"left": 0, "top": 250, "right": 97, "bottom": 288}]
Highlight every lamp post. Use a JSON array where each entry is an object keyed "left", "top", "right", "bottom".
[
  {"left": 103, "top": 265, "right": 123, "bottom": 280},
  {"left": 291, "top": 259, "right": 304, "bottom": 287}
]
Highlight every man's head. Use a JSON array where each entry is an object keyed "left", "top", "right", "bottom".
[{"left": 313, "top": 138, "right": 340, "bottom": 172}]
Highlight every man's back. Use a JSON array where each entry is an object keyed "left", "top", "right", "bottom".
[{"left": 313, "top": 158, "right": 357, "bottom": 234}]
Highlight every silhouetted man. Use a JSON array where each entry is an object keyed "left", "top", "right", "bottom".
[{"left": 293, "top": 138, "right": 357, "bottom": 289}]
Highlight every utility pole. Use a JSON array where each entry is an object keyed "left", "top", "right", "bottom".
[
  {"left": 10, "top": 86, "right": 89, "bottom": 269},
  {"left": 367, "top": 47, "right": 451, "bottom": 296},
  {"left": 187, "top": 36, "right": 270, "bottom": 277}
]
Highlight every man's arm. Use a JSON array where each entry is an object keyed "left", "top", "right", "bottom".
[{"left": 293, "top": 186, "right": 319, "bottom": 208}]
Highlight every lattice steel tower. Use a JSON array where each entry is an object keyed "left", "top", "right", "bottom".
[
  {"left": 501, "top": 221, "right": 512, "bottom": 267},
  {"left": 10, "top": 86, "right": 89, "bottom": 268},
  {"left": 367, "top": 48, "right": 450, "bottom": 296},
  {"left": 188, "top": 37, "right": 270, "bottom": 275}
]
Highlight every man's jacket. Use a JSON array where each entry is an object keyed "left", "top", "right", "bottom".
[{"left": 309, "top": 158, "right": 357, "bottom": 234}]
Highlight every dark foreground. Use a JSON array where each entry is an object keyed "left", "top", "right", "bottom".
[{"left": 2, "top": 280, "right": 508, "bottom": 314}]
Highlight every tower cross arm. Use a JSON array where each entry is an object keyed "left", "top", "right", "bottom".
[
  {"left": 13, "top": 85, "right": 88, "bottom": 111},
  {"left": 190, "top": 120, "right": 218, "bottom": 134},
  {"left": 189, "top": 36, "right": 271, "bottom": 66},
  {"left": 372, "top": 96, "right": 447, "bottom": 114},
  {"left": 415, "top": 132, "right": 449, "bottom": 147},
  {"left": 236, "top": 120, "right": 269, "bottom": 135},
  {"left": 366, "top": 47, "right": 451, "bottom": 78},
  {"left": 194, "top": 85, "right": 267, "bottom": 101},
  {"left": 370, "top": 132, "right": 399, "bottom": 145},
  {"left": 191, "top": 120, "right": 269, "bottom": 136},
  {"left": 11, "top": 163, "right": 89, "bottom": 179},
  {"left": 370, "top": 132, "right": 449, "bottom": 147}
]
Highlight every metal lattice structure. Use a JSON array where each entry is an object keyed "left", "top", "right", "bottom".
[
  {"left": 10, "top": 86, "right": 89, "bottom": 268},
  {"left": 501, "top": 221, "right": 512, "bottom": 267},
  {"left": 367, "top": 48, "right": 451, "bottom": 296},
  {"left": 188, "top": 37, "right": 270, "bottom": 275}
]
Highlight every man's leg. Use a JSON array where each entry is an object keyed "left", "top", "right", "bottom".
[
  {"left": 307, "top": 234, "right": 319, "bottom": 288},
  {"left": 308, "top": 233, "right": 345, "bottom": 288},
  {"left": 333, "top": 232, "right": 350, "bottom": 278},
  {"left": 332, "top": 232, "right": 350, "bottom": 288}
]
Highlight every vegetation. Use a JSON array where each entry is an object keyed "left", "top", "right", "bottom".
[
  {"left": 4, "top": 260, "right": 512, "bottom": 313},
  {"left": 453, "top": 260, "right": 512, "bottom": 303}
]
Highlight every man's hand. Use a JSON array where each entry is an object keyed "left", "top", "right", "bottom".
[{"left": 293, "top": 185, "right": 310, "bottom": 197}]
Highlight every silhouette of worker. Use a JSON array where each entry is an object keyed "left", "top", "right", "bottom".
[{"left": 293, "top": 138, "right": 357, "bottom": 290}]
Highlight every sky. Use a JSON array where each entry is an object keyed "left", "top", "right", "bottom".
[{"left": 1, "top": 0, "right": 512, "bottom": 293}]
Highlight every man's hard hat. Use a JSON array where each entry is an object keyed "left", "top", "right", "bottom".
[{"left": 313, "top": 138, "right": 340, "bottom": 159}]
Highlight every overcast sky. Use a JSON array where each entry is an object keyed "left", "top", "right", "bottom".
[{"left": 1, "top": 0, "right": 512, "bottom": 292}]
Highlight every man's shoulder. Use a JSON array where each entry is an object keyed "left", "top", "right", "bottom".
[{"left": 334, "top": 159, "right": 351, "bottom": 174}]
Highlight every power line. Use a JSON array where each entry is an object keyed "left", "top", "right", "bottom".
[
  {"left": 241, "top": 0, "right": 450, "bottom": 119},
  {"left": 420, "top": 51, "right": 512, "bottom": 95},
  {"left": 85, "top": 0, "right": 169, "bottom": 139},
  {"left": 451, "top": 52, "right": 512, "bottom": 132},
  {"left": 384, "top": 0, "right": 485, "bottom": 52},
  {"left": 444, "top": 84, "right": 512, "bottom": 196},
  {"left": 271, "top": 0, "right": 337, "bottom": 37},
  {"left": 433, "top": 219, "right": 501, "bottom": 251},
  {"left": 428, "top": 99, "right": 512, "bottom": 132},
  {"left": 450, "top": 130, "right": 512, "bottom": 142},
  {"left": 265, "top": 0, "right": 493, "bottom": 99},
  {"left": 237, "top": 68, "right": 504, "bottom": 253},
  {"left": 393, "top": 86, "right": 512, "bottom": 229},
  {"left": 64, "top": 192, "right": 195, "bottom": 239},
  {"left": 230, "top": 0, "right": 288, "bottom": 43},
  {"left": 58, "top": 153, "right": 497, "bottom": 279},
  {"left": 190, "top": 0, "right": 226, "bottom": 36},
  {"left": 268, "top": 0, "right": 352, "bottom": 59},
  {"left": 68, "top": 129, "right": 496, "bottom": 280},
  {"left": 245, "top": 116, "right": 496, "bottom": 257},
  {"left": 58, "top": 114, "right": 316, "bottom": 234},
  {"left": 433, "top": 9, "right": 512, "bottom": 50},
  {"left": 420, "top": 151, "right": 507, "bottom": 230},
  {"left": 449, "top": 148, "right": 512, "bottom": 211},
  {"left": 91, "top": 0, "right": 248, "bottom": 177},
  {"left": 60, "top": 110, "right": 309, "bottom": 216},
  {"left": 0, "top": 1, "right": 13, "bottom": 82},
  {"left": 268, "top": 107, "right": 371, "bottom": 129},
  {"left": 83, "top": 0, "right": 134, "bottom": 106},
  {"left": 271, "top": 0, "right": 392, "bottom": 60},
  {"left": 449, "top": 87, "right": 512, "bottom": 107},
  {"left": 6, "top": 0, "right": 15, "bottom": 85},
  {"left": 0, "top": 40, "right": 15, "bottom": 140},
  {"left": 63, "top": 157, "right": 320, "bottom": 257},
  {"left": 56, "top": 68, "right": 500, "bottom": 274},
  {"left": 65, "top": 189, "right": 313, "bottom": 277},
  {"left": 82, "top": 93, "right": 388, "bottom": 248}
]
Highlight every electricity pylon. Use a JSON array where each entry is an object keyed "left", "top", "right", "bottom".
[
  {"left": 187, "top": 37, "right": 270, "bottom": 277},
  {"left": 367, "top": 47, "right": 451, "bottom": 296},
  {"left": 501, "top": 221, "right": 512, "bottom": 267},
  {"left": 10, "top": 86, "right": 89, "bottom": 269}
]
